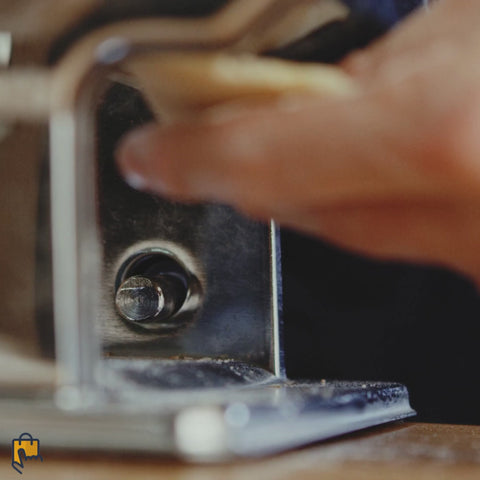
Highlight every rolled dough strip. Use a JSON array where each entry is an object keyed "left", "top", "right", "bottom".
[{"left": 125, "top": 53, "right": 358, "bottom": 122}]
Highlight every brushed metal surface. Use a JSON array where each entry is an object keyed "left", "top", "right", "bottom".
[{"left": 0, "top": 0, "right": 421, "bottom": 459}]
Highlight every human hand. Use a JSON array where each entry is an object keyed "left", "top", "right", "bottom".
[{"left": 116, "top": 1, "right": 480, "bottom": 285}]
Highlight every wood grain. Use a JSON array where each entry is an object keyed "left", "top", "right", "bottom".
[{"left": 0, "top": 423, "right": 480, "bottom": 480}]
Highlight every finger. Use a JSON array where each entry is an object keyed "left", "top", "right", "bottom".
[
  {"left": 116, "top": 91, "right": 450, "bottom": 211},
  {"left": 273, "top": 200, "right": 480, "bottom": 283}
]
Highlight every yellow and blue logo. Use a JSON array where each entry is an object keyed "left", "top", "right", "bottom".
[{"left": 11, "top": 433, "right": 43, "bottom": 474}]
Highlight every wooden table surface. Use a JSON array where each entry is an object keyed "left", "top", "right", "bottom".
[{"left": 1, "top": 422, "right": 480, "bottom": 479}]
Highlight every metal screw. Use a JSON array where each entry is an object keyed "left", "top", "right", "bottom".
[
  {"left": 115, "top": 276, "right": 166, "bottom": 323},
  {"left": 115, "top": 274, "right": 186, "bottom": 326}
]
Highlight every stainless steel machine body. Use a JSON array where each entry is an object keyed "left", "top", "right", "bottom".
[{"left": 0, "top": 0, "right": 418, "bottom": 460}]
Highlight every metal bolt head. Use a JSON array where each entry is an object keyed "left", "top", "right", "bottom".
[{"left": 115, "top": 275, "right": 165, "bottom": 323}]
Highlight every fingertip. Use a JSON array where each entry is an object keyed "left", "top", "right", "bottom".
[
  {"left": 115, "top": 123, "right": 157, "bottom": 170},
  {"left": 115, "top": 123, "right": 168, "bottom": 194}
]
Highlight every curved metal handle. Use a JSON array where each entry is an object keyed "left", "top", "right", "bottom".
[{"left": 43, "top": 0, "right": 347, "bottom": 405}]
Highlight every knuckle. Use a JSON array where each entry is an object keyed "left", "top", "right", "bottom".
[{"left": 423, "top": 106, "right": 480, "bottom": 190}]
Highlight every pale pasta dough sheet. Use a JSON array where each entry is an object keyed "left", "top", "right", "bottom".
[{"left": 125, "top": 53, "right": 358, "bottom": 122}]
